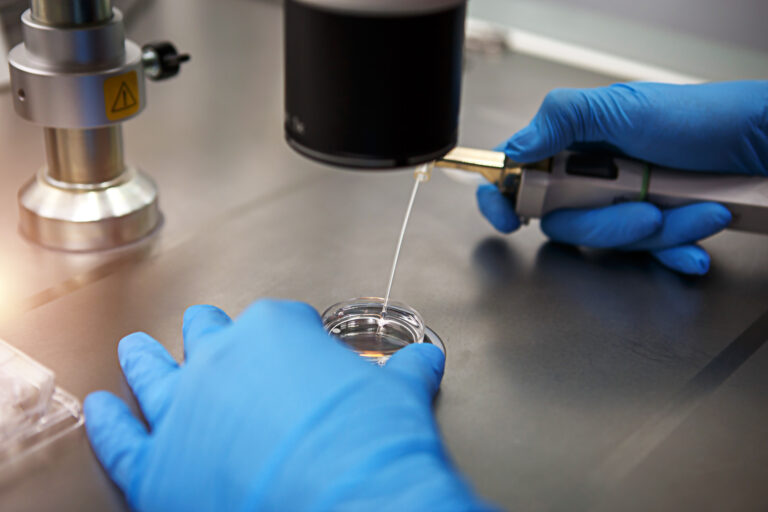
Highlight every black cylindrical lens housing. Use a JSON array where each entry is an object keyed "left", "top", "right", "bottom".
[{"left": 284, "top": 0, "right": 466, "bottom": 169}]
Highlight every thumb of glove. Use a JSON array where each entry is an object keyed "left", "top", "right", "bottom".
[{"left": 385, "top": 343, "right": 446, "bottom": 399}]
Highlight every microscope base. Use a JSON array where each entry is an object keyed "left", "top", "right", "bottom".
[{"left": 18, "top": 166, "right": 160, "bottom": 251}]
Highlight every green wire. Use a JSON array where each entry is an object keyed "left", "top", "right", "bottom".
[{"left": 639, "top": 163, "right": 651, "bottom": 201}]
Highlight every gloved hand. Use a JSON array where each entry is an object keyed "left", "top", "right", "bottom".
[
  {"left": 477, "top": 80, "right": 768, "bottom": 275},
  {"left": 84, "top": 300, "right": 493, "bottom": 511}
]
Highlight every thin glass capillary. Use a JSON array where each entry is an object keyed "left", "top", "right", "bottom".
[{"left": 381, "top": 163, "right": 432, "bottom": 318}]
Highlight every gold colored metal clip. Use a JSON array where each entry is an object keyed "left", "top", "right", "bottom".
[
  {"left": 434, "top": 146, "right": 550, "bottom": 193},
  {"left": 434, "top": 146, "right": 522, "bottom": 192}
]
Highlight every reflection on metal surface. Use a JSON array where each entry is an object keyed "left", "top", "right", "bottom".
[
  {"left": 8, "top": 173, "right": 323, "bottom": 325},
  {"left": 18, "top": 166, "right": 159, "bottom": 251},
  {"left": 8, "top": 0, "right": 185, "bottom": 252},
  {"left": 4, "top": 242, "right": 156, "bottom": 326},
  {"left": 435, "top": 146, "right": 522, "bottom": 192},
  {"left": 31, "top": 0, "right": 112, "bottom": 25},
  {"left": 44, "top": 127, "right": 124, "bottom": 185},
  {"left": 9, "top": 2, "right": 152, "bottom": 251},
  {"left": 593, "top": 307, "right": 768, "bottom": 487}
]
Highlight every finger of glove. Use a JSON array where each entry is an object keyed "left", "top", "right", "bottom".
[
  {"left": 239, "top": 298, "right": 324, "bottom": 328},
  {"left": 507, "top": 82, "right": 768, "bottom": 174},
  {"left": 235, "top": 299, "right": 343, "bottom": 363},
  {"left": 182, "top": 304, "right": 233, "bottom": 360},
  {"left": 541, "top": 202, "right": 662, "bottom": 248},
  {"left": 385, "top": 343, "right": 446, "bottom": 399},
  {"left": 621, "top": 202, "right": 732, "bottom": 251},
  {"left": 476, "top": 184, "right": 521, "bottom": 234},
  {"left": 651, "top": 245, "right": 711, "bottom": 275},
  {"left": 118, "top": 332, "right": 179, "bottom": 426},
  {"left": 503, "top": 87, "right": 632, "bottom": 163},
  {"left": 84, "top": 391, "right": 148, "bottom": 494}
]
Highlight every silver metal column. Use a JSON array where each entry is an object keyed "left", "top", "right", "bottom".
[
  {"left": 43, "top": 127, "right": 125, "bottom": 185},
  {"left": 10, "top": 0, "right": 161, "bottom": 251},
  {"left": 34, "top": 1, "right": 125, "bottom": 187},
  {"left": 31, "top": 0, "right": 112, "bottom": 25}
]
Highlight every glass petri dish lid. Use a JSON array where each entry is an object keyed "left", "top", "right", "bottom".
[{"left": 322, "top": 297, "right": 426, "bottom": 365}]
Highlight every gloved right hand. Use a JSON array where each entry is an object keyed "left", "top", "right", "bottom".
[
  {"left": 84, "top": 300, "right": 493, "bottom": 511},
  {"left": 477, "top": 80, "right": 768, "bottom": 275}
]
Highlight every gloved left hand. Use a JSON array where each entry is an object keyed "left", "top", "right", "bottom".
[
  {"left": 476, "top": 81, "right": 768, "bottom": 275},
  {"left": 84, "top": 300, "right": 492, "bottom": 511}
]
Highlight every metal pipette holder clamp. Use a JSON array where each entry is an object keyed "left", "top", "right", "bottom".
[{"left": 8, "top": 0, "right": 188, "bottom": 251}]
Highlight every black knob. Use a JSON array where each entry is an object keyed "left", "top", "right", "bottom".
[{"left": 142, "top": 41, "right": 190, "bottom": 81}]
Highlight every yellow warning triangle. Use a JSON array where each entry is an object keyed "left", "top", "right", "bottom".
[{"left": 111, "top": 82, "right": 138, "bottom": 113}]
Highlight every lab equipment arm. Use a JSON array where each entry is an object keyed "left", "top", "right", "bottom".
[
  {"left": 477, "top": 81, "right": 768, "bottom": 275},
  {"left": 84, "top": 301, "right": 496, "bottom": 511}
]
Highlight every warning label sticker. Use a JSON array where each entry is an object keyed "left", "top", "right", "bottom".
[{"left": 104, "top": 71, "right": 140, "bottom": 121}]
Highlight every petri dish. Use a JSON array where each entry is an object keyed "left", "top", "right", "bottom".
[{"left": 322, "top": 297, "right": 443, "bottom": 365}]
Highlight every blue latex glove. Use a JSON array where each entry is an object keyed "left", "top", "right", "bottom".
[
  {"left": 84, "top": 300, "right": 493, "bottom": 511},
  {"left": 477, "top": 81, "right": 768, "bottom": 275}
]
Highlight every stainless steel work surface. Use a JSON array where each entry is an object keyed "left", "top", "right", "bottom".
[{"left": 0, "top": 0, "right": 767, "bottom": 510}]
